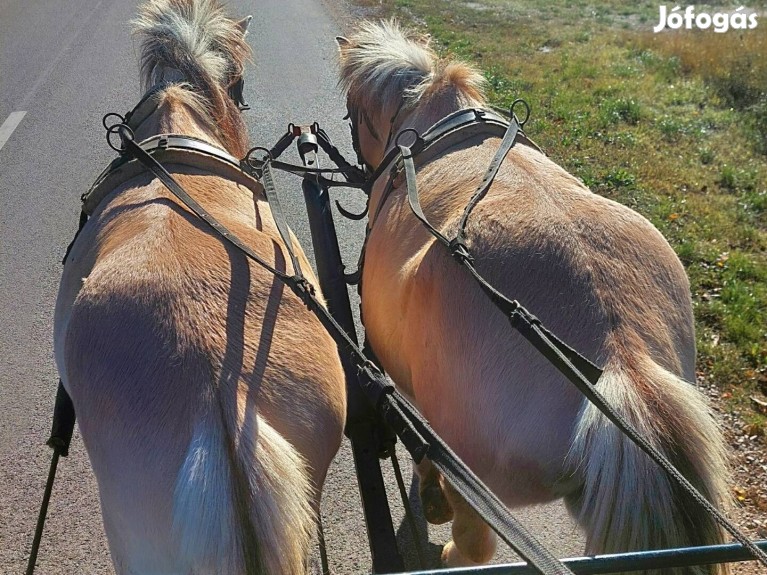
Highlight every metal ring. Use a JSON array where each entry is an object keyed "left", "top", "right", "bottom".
[
  {"left": 395, "top": 128, "right": 419, "bottom": 148},
  {"left": 102, "top": 112, "right": 125, "bottom": 132},
  {"left": 244, "top": 146, "right": 272, "bottom": 169},
  {"left": 510, "top": 99, "right": 531, "bottom": 127},
  {"left": 105, "top": 123, "right": 133, "bottom": 153}
]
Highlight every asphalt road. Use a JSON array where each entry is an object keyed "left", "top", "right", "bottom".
[{"left": 0, "top": 0, "right": 584, "bottom": 572}]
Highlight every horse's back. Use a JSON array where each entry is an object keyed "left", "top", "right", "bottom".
[
  {"left": 419, "top": 140, "right": 695, "bottom": 374},
  {"left": 60, "top": 172, "right": 345, "bottom": 456}
]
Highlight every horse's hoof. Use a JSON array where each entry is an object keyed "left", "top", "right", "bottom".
[
  {"left": 441, "top": 541, "right": 480, "bottom": 568},
  {"left": 441, "top": 540, "right": 496, "bottom": 567},
  {"left": 420, "top": 483, "right": 453, "bottom": 524}
]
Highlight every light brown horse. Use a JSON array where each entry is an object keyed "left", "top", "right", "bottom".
[
  {"left": 337, "top": 21, "right": 731, "bottom": 573},
  {"left": 53, "top": 1, "right": 346, "bottom": 573}
]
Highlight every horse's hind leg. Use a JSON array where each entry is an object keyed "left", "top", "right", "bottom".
[
  {"left": 440, "top": 481, "right": 496, "bottom": 567},
  {"left": 415, "top": 458, "right": 453, "bottom": 524}
]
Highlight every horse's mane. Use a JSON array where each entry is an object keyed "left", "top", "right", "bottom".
[
  {"left": 132, "top": 0, "right": 250, "bottom": 155},
  {"left": 338, "top": 20, "right": 487, "bottom": 120}
]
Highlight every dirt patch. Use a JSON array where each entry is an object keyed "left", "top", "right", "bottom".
[{"left": 705, "top": 380, "right": 767, "bottom": 574}]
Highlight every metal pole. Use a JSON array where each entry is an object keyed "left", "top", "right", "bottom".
[
  {"left": 403, "top": 540, "right": 767, "bottom": 575},
  {"left": 299, "top": 129, "right": 405, "bottom": 573},
  {"left": 25, "top": 450, "right": 61, "bottom": 575}
]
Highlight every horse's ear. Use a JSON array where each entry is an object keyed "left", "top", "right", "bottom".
[
  {"left": 336, "top": 36, "right": 351, "bottom": 51},
  {"left": 237, "top": 15, "right": 252, "bottom": 35}
]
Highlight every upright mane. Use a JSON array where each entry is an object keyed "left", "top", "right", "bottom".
[
  {"left": 338, "top": 20, "right": 487, "bottom": 120},
  {"left": 132, "top": 0, "right": 251, "bottom": 155}
]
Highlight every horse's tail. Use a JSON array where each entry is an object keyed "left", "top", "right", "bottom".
[
  {"left": 173, "top": 406, "right": 315, "bottom": 575},
  {"left": 132, "top": 0, "right": 250, "bottom": 91},
  {"left": 565, "top": 353, "right": 731, "bottom": 575}
]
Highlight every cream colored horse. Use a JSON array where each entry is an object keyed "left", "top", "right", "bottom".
[
  {"left": 338, "top": 21, "right": 731, "bottom": 573},
  {"left": 53, "top": 1, "right": 346, "bottom": 573}
]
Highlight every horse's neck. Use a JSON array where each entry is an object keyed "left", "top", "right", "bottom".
[{"left": 133, "top": 97, "right": 220, "bottom": 148}]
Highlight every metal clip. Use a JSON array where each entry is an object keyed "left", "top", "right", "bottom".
[
  {"left": 297, "top": 130, "right": 319, "bottom": 167},
  {"left": 241, "top": 146, "right": 272, "bottom": 179},
  {"left": 449, "top": 236, "right": 474, "bottom": 265}
]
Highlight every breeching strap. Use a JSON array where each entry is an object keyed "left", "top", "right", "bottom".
[
  {"left": 116, "top": 125, "right": 576, "bottom": 575},
  {"left": 396, "top": 120, "right": 767, "bottom": 568}
]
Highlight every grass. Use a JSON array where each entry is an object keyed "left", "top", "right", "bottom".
[{"left": 347, "top": 0, "right": 767, "bottom": 434}]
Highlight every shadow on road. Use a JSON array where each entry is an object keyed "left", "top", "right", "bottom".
[{"left": 395, "top": 472, "right": 444, "bottom": 571}]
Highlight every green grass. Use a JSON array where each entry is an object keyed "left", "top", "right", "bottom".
[{"left": 349, "top": 0, "right": 767, "bottom": 433}]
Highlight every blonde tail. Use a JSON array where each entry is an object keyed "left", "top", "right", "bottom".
[
  {"left": 173, "top": 411, "right": 315, "bottom": 574},
  {"left": 565, "top": 356, "right": 731, "bottom": 575}
]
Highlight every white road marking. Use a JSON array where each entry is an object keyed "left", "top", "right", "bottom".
[{"left": 0, "top": 111, "right": 27, "bottom": 151}]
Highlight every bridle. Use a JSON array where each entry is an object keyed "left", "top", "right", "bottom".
[{"left": 344, "top": 102, "right": 374, "bottom": 175}]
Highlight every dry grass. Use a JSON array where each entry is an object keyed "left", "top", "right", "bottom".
[{"left": 639, "top": 29, "right": 767, "bottom": 154}]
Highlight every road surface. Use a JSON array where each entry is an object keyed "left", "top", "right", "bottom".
[{"left": 0, "top": 0, "right": 584, "bottom": 572}]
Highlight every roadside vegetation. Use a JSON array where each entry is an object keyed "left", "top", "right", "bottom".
[{"left": 351, "top": 0, "right": 767, "bottom": 437}]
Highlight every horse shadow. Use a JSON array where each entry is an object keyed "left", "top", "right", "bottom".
[{"left": 394, "top": 466, "right": 444, "bottom": 571}]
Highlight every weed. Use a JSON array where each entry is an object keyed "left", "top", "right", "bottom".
[
  {"left": 603, "top": 167, "right": 637, "bottom": 187},
  {"left": 720, "top": 165, "right": 737, "bottom": 190},
  {"left": 699, "top": 147, "right": 714, "bottom": 165},
  {"left": 599, "top": 97, "right": 642, "bottom": 126}
]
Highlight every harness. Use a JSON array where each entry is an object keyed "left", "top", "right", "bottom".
[
  {"left": 351, "top": 103, "right": 540, "bottom": 279},
  {"left": 82, "top": 133, "right": 264, "bottom": 216}
]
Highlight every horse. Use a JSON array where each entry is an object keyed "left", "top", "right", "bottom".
[
  {"left": 53, "top": 1, "right": 346, "bottom": 573},
  {"left": 336, "top": 21, "right": 731, "bottom": 573}
]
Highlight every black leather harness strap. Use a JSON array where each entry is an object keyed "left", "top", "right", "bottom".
[
  {"left": 401, "top": 138, "right": 605, "bottom": 384},
  {"left": 364, "top": 107, "right": 540, "bottom": 194},
  {"left": 258, "top": 160, "right": 306, "bottom": 282},
  {"left": 83, "top": 133, "right": 265, "bottom": 216},
  {"left": 245, "top": 123, "right": 366, "bottom": 190},
  {"left": 455, "top": 111, "right": 521, "bottom": 244},
  {"left": 349, "top": 106, "right": 542, "bottom": 288},
  {"left": 119, "top": 130, "right": 296, "bottom": 284}
]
